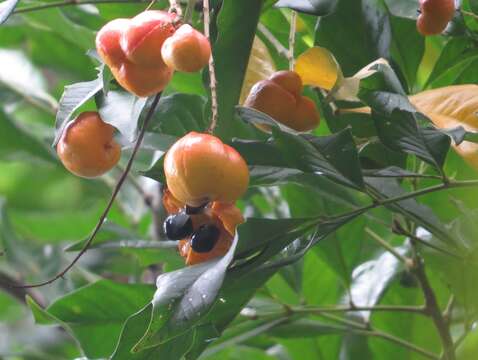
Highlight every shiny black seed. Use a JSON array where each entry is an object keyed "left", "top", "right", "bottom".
[
  {"left": 190, "top": 224, "right": 220, "bottom": 253},
  {"left": 163, "top": 212, "right": 193, "bottom": 240},
  {"left": 185, "top": 202, "right": 209, "bottom": 215}
]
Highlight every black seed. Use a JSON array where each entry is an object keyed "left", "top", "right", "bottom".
[
  {"left": 185, "top": 202, "right": 209, "bottom": 215},
  {"left": 163, "top": 212, "right": 193, "bottom": 240},
  {"left": 191, "top": 224, "right": 220, "bottom": 253}
]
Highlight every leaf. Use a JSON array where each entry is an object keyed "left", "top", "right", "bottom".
[
  {"left": 111, "top": 304, "right": 196, "bottom": 360},
  {"left": 410, "top": 85, "right": 478, "bottom": 171},
  {"left": 239, "top": 36, "right": 276, "bottom": 105},
  {"left": 359, "top": 63, "right": 451, "bottom": 172},
  {"left": 96, "top": 90, "right": 147, "bottom": 141},
  {"left": 134, "top": 234, "right": 239, "bottom": 350},
  {"left": 212, "top": 0, "right": 263, "bottom": 139},
  {"left": 275, "top": 0, "right": 338, "bottom": 16},
  {"left": 315, "top": 0, "right": 390, "bottom": 76},
  {"left": 0, "top": 49, "right": 57, "bottom": 113},
  {"left": 294, "top": 46, "right": 343, "bottom": 91},
  {"left": 148, "top": 93, "right": 208, "bottom": 137},
  {"left": 365, "top": 177, "right": 457, "bottom": 248},
  {"left": 53, "top": 77, "right": 103, "bottom": 146},
  {"left": 0, "top": 110, "right": 56, "bottom": 163},
  {"left": 0, "top": 0, "right": 19, "bottom": 25},
  {"left": 272, "top": 128, "right": 365, "bottom": 190},
  {"left": 28, "top": 280, "right": 155, "bottom": 359}
]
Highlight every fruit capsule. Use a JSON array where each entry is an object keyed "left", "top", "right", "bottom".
[
  {"left": 244, "top": 70, "right": 320, "bottom": 132},
  {"left": 164, "top": 132, "right": 249, "bottom": 207},
  {"left": 162, "top": 189, "right": 244, "bottom": 265},
  {"left": 417, "top": 0, "right": 455, "bottom": 36},
  {"left": 161, "top": 24, "right": 211, "bottom": 73},
  {"left": 57, "top": 112, "right": 121, "bottom": 178},
  {"left": 121, "top": 10, "right": 177, "bottom": 67}
]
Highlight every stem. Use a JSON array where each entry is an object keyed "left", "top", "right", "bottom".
[
  {"left": 168, "top": 0, "right": 182, "bottom": 16},
  {"left": 7, "top": 93, "right": 162, "bottom": 289},
  {"left": 258, "top": 23, "right": 289, "bottom": 58},
  {"left": 13, "top": 0, "right": 147, "bottom": 14},
  {"left": 413, "top": 255, "right": 456, "bottom": 360},
  {"left": 462, "top": 10, "right": 478, "bottom": 21},
  {"left": 292, "top": 304, "right": 426, "bottom": 315},
  {"left": 0, "top": 272, "right": 45, "bottom": 307},
  {"left": 183, "top": 0, "right": 196, "bottom": 24},
  {"left": 365, "top": 227, "right": 412, "bottom": 266},
  {"left": 203, "top": 0, "right": 218, "bottom": 134},
  {"left": 288, "top": 10, "right": 297, "bottom": 70}
]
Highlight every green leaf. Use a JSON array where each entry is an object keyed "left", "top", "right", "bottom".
[
  {"left": 148, "top": 93, "right": 208, "bottom": 137},
  {"left": 359, "top": 63, "right": 451, "bottom": 172},
  {"left": 0, "top": 0, "right": 19, "bottom": 25},
  {"left": 53, "top": 78, "right": 103, "bottom": 145},
  {"left": 28, "top": 280, "right": 155, "bottom": 359},
  {"left": 0, "top": 110, "right": 56, "bottom": 163},
  {"left": 134, "top": 235, "right": 239, "bottom": 350},
  {"left": 275, "top": 0, "right": 337, "bottom": 15},
  {"left": 365, "top": 177, "right": 457, "bottom": 248},
  {"left": 315, "top": 0, "right": 390, "bottom": 75},
  {"left": 0, "top": 49, "right": 57, "bottom": 114},
  {"left": 96, "top": 89, "right": 147, "bottom": 141},
  {"left": 213, "top": 0, "right": 263, "bottom": 139}
]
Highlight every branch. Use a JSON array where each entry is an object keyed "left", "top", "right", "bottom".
[
  {"left": 292, "top": 304, "right": 426, "bottom": 315},
  {"left": 203, "top": 0, "right": 218, "bottom": 134},
  {"left": 0, "top": 272, "right": 45, "bottom": 307},
  {"left": 5, "top": 93, "right": 162, "bottom": 289},
  {"left": 13, "top": 0, "right": 148, "bottom": 14},
  {"left": 257, "top": 23, "right": 289, "bottom": 58},
  {"left": 288, "top": 10, "right": 297, "bottom": 70},
  {"left": 413, "top": 256, "right": 456, "bottom": 360}
]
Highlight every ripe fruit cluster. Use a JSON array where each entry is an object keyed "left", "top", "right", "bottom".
[
  {"left": 244, "top": 70, "right": 320, "bottom": 132},
  {"left": 162, "top": 189, "right": 244, "bottom": 265},
  {"left": 96, "top": 10, "right": 211, "bottom": 97},
  {"left": 417, "top": 0, "right": 455, "bottom": 36},
  {"left": 162, "top": 132, "right": 249, "bottom": 264},
  {"left": 57, "top": 112, "right": 121, "bottom": 178}
]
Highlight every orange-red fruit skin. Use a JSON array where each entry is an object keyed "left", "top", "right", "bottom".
[
  {"left": 95, "top": 11, "right": 175, "bottom": 97},
  {"left": 417, "top": 0, "right": 455, "bottom": 36},
  {"left": 57, "top": 112, "right": 121, "bottom": 178},
  {"left": 164, "top": 132, "right": 249, "bottom": 207},
  {"left": 121, "top": 10, "right": 177, "bottom": 67},
  {"left": 161, "top": 24, "right": 211, "bottom": 73},
  {"left": 244, "top": 70, "right": 320, "bottom": 132}
]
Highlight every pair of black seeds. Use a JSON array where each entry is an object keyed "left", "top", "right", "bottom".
[{"left": 163, "top": 212, "right": 220, "bottom": 253}]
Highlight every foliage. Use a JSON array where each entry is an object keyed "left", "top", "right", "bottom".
[{"left": 1, "top": 0, "right": 478, "bottom": 360}]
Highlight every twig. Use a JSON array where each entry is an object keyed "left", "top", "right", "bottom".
[
  {"left": 168, "top": 0, "right": 183, "bottom": 16},
  {"left": 257, "top": 23, "right": 289, "bottom": 58},
  {"left": 292, "top": 304, "right": 426, "bottom": 315},
  {"left": 183, "top": 0, "right": 196, "bottom": 24},
  {"left": 0, "top": 272, "right": 45, "bottom": 307},
  {"left": 13, "top": 0, "right": 148, "bottom": 14},
  {"left": 413, "top": 255, "right": 456, "bottom": 360},
  {"left": 6, "top": 93, "right": 162, "bottom": 289},
  {"left": 462, "top": 10, "right": 478, "bottom": 21},
  {"left": 365, "top": 227, "right": 412, "bottom": 266},
  {"left": 288, "top": 10, "right": 297, "bottom": 70},
  {"left": 204, "top": 0, "right": 218, "bottom": 134}
]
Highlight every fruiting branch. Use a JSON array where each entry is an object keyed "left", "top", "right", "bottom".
[
  {"left": 203, "top": 0, "right": 219, "bottom": 134},
  {"left": 288, "top": 10, "right": 297, "bottom": 70},
  {"left": 6, "top": 93, "right": 162, "bottom": 289}
]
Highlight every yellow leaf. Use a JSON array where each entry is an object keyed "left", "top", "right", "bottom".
[
  {"left": 410, "top": 85, "right": 478, "bottom": 171},
  {"left": 239, "top": 36, "right": 276, "bottom": 105},
  {"left": 294, "top": 46, "right": 342, "bottom": 91}
]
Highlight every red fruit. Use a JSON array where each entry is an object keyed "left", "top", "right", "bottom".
[
  {"left": 417, "top": 0, "right": 455, "bottom": 36},
  {"left": 121, "top": 10, "right": 177, "bottom": 67}
]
